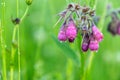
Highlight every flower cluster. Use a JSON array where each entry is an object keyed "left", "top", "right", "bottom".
[
  {"left": 82, "top": 25, "right": 103, "bottom": 52},
  {"left": 57, "top": 3, "right": 103, "bottom": 52},
  {"left": 58, "top": 18, "right": 77, "bottom": 42}
]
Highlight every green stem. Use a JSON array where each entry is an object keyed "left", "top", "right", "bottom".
[
  {"left": 82, "top": 52, "right": 94, "bottom": 80},
  {"left": 1, "top": 0, "right": 7, "bottom": 80},
  {"left": 17, "top": 24, "right": 20, "bottom": 80},
  {"left": 66, "top": 59, "right": 73, "bottom": 80},
  {"left": 10, "top": 25, "right": 17, "bottom": 80},
  {"left": 10, "top": 0, "right": 20, "bottom": 80},
  {"left": 86, "top": 52, "right": 94, "bottom": 73},
  {"left": 16, "top": 0, "right": 19, "bottom": 17},
  {"left": 16, "top": 0, "right": 21, "bottom": 80},
  {"left": 20, "top": 6, "right": 30, "bottom": 22},
  {"left": 10, "top": 1, "right": 30, "bottom": 80},
  {"left": 80, "top": 53, "right": 85, "bottom": 79},
  {"left": 18, "top": 5, "right": 30, "bottom": 80}
]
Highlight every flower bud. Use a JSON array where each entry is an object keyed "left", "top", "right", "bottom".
[
  {"left": 26, "top": 0, "right": 32, "bottom": 5},
  {"left": 89, "top": 10, "right": 95, "bottom": 16},
  {"left": 75, "top": 4, "right": 80, "bottom": 10},
  {"left": 11, "top": 18, "right": 20, "bottom": 25},
  {"left": 82, "top": 6, "right": 90, "bottom": 13}
]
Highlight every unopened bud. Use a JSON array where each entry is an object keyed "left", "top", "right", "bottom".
[
  {"left": 11, "top": 17, "right": 20, "bottom": 25},
  {"left": 26, "top": 0, "right": 33, "bottom": 5},
  {"left": 89, "top": 10, "right": 95, "bottom": 16},
  {"left": 82, "top": 6, "right": 90, "bottom": 13}
]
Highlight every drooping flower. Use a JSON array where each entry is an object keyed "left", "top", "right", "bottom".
[
  {"left": 66, "top": 18, "right": 77, "bottom": 42},
  {"left": 58, "top": 23, "right": 67, "bottom": 41},
  {"left": 92, "top": 25, "right": 103, "bottom": 42},
  {"left": 107, "top": 12, "right": 120, "bottom": 36},
  {"left": 107, "top": 20, "right": 120, "bottom": 36},
  {"left": 82, "top": 34, "right": 90, "bottom": 52},
  {"left": 89, "top": 36, "right": 99, "bottom": 51}
]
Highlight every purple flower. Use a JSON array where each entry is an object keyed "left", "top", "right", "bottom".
[
  {"left": 107, "top": 20, "right": 120, "bottom": 35},
  {"left": 82, "top": 43, "right": 89, "bottom": 52},
  {"left": 82, "top": 34, "right": 90, "bottom": 52},
  {"left": 89, "top": 37, "right": 99, "bottom": 51},
  {"left": 58, "top": 30, "right": 67, "bottom": 41},
  {"left": 58, "top": 23, "right": 67, "bottom": 41},
  {"left": 56, "top": 3, "right": 103, "bottom": 52},
  {"left": 66, "top": 18, "right": 77, "bottom": 42},
  {"left": 92, "top": 25, "right": 103, "bottom": 42}
]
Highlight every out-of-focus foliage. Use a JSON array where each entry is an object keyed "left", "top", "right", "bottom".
[{"left": 0, "top": 0, "right": 120, "bottom": 80}]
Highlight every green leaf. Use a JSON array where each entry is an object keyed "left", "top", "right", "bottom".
[{"left": 52, "top": 35, "right": 80, "bottom": 66}]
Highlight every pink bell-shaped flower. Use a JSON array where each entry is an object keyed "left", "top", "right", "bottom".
[
  {"left": 92, "top": 25, "right": 103, "bottom": 42},
  {"left": 66, "top": 18, "right": 77, "bottom": 42},
  {"left": 89, "top": 37, "right": 99, "bottom": 51},
  {"left": 58, "top": 23, "right": 67, "bottom": 41}
]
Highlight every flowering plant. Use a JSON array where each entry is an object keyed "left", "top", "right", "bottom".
[{"left": 57, "top": 3, "right": 103, "bottom": 52}]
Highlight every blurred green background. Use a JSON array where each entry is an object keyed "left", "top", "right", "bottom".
[{"left": 0, "top": 0, "right": 120, "bottom": 80}]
